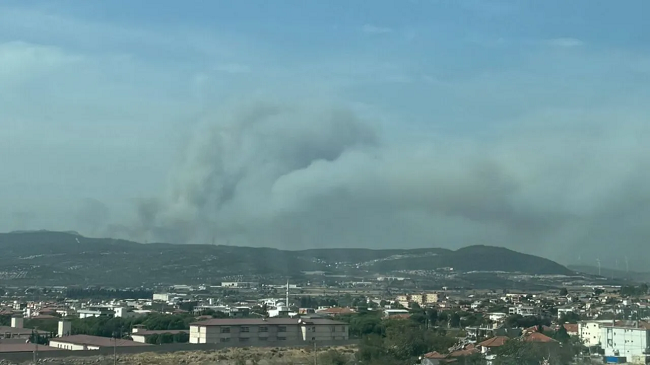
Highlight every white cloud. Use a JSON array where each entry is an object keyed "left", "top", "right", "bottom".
[
  {"left": 0, "top": 41, "right": 82, "bottom": 82},
  {"left": 545, "top": 38, "right": 585, "bottom": 48},
  {"left": 362, "top": 24, "right": 393, "bottom": 35},
  {"left": 213, "top": 63, "right": 251, "bottom": 74}
]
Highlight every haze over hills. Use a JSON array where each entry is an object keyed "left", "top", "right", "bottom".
[{"left": 0, "top": 231, "right": 575, "bottom": 286}]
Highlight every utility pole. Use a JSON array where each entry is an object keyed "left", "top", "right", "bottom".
[{"left": 33, "top": 326, "right": 39, "bottom": 365}]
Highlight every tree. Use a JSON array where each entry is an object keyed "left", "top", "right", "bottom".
[
  {"left": 553, "top": 326, "right": 570, "bottom": 344},
  {"left": 450, "top": 312, "right": 461, "bottom": 328},
  {"left": 559, "top": 288, "right": 568, "bottom": 296},
  {"left": 426, "top": 309, "right": 438, "bottom": 326},
  {"left": 558, "top": 312, "right": 581, "bottom": 324}
]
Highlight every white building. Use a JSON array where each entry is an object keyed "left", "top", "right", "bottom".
[
  {"left": 508, "top": 305, "right": 541, "bottom": 317},
  {"left": 58, "top": 320, "right": 71, "bottom": 337},
  {"left": 383, "top": 309, "right": 410, "bottom": 317},
  {"left": 487, "top": 313, "right": 507, "bottom": 322},
  {"left": 189, "top": 318, "right": 348, "bottom": 344},
  {"left": 557, "top": 307, "right": 575, "bottom": 319},
  {"left": 221, "top": 282, "right": 259, "bottom": 288},
  {"left": 153, "top": 293, "right": 171, "bottom": 302},
  {"left": 579, "top": 320, "right": 612, "bottom": 348},
  {"left": 49, "top": 335, "right": 151, "bottom": 351},
  {"left": 77, "top": 308, "right": 114, "bottom": 319},
  {"left": 601, "top": 324, "right": 650, "bottom": 364}
]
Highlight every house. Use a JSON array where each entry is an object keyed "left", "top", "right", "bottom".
[
  {"left": 508, "top": 305, "right": 541, "bottom": 317},
  {"left": 420, "top": 351, "right": 447, "bottom": 365},
  {"left": 478, "top": 336, "right": 509, "bottom": 354},
  {"left": 523, "top": 332, "right": 557, "bottom": 343},
  {"left": 49, "top": 335, "right": 152, "bottom": 351},
  {"left": 561, "top": 323, "right": 578, "bottom": 336},
  {"left": 523, "top": 325, "right": 553, "bottom": 334},
  {"left": 189, "top": 318, "right": 348, "bottom": 344}
]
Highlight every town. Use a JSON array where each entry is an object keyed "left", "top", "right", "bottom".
[{"left": 1, "top": 277, "right": 650, "bottom": 364}]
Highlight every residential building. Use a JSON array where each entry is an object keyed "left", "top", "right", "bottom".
[
  {"left": 478, "top": 336, "right": 509, "bottom": 355},
  {"left": 0, "top": 326, "right": 44, "bottom": 340},
  {"left": 189, "top": 318, "right": 348, "bottom": 344},
  {"left": 77, "top": 307, "right": 114, "bottom": 319},
  {"left": 396, "top": 293, "right": 439, "bottom": 307},
  {"left": 579, "top": 320, "right": 611, "bottom": 347},
  {"left": 487, "top": 312, "right": 507, "bottom": 322},
  {"left": 153, "top": 293, "right": 171, "bottom": 302},
  {"left": 508, "top": 305, "right": 541, "bottom": 317},
  {"left": 600, "top": 323, "right": 650, "bottom": 364},
  {"left": 383, "top": 309, "right": 410, "bottom": 318},
  {"left": 221, "top": 282, "right": 259, "bottom": 288},
  {"left": 49, "top": 335, "right": 152, "bottom": 351}
]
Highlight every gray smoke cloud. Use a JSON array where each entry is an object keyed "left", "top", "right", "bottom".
[
  {"left": 75, "top": 198, "right": 110, "bottom": 236},
  {"left": 112, "top": 100, "right": 650, "bottom": 267}
]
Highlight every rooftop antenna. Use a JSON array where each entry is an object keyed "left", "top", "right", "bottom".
[{"left": 596, "top": 258, "right": 601, "bottom": 276}]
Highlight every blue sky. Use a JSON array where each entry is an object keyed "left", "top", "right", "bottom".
[{"left": 1, "top": 0, "right": 649, "bottom": 266}]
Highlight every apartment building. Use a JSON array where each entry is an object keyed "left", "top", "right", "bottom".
[
  {"left": 396, "top": 293, "right": 439, "bottom": 307},
  {"left": 579, "top": 320, "right": 609, "bottom": 347},
  {"left": 189, "top": 318, "right": 348, "bottom": 344},
  {"left": 600, "top": 323, "right": 650, "bottom": 364}
]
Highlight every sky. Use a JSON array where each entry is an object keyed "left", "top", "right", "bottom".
[{"left": 1, "top": 0, "right": 649, "bottom": 268}]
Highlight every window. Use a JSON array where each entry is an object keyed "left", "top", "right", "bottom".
[
  {"left": 330, "top": 326, "right": 335, "bottom": 332},
  {"left": 312, "top": 337, "right": 315, "bottom": 341},
  {"left": 241, "top": 327, "right": 250, "bottom": 333},
  {"left": 259, "top": 337, "right": 268, "bottom": 341},
  {"left": 220, "top": 327, "right": 230, "bottom": 333},
  {"left": 220, "top": 338, "right": 230, "bottom": 343},
  {"left": 259, "top": 326, "right": 268, "bottom": 332},
  {"left": 341, "top": 326, "right": 345, "bottom": 332},
  {"left": 312, "top": 326, "right": 316, "bottom": 332},
  {"left": 278, "top": 337, "right": 286, "bottom": 341},
  {"left": 239, "top": 338, "right": 249, "bottom": 342},
  {"left": 278, "top": 326, "right": 287, "bottom": 332}
]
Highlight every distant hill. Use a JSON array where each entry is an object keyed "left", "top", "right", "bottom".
[
  {"left": 0, "top": 231, "right": 573, "bottom": 286},
  {"left": 568, "top": 265, "right": 650, "bottom": 283}
]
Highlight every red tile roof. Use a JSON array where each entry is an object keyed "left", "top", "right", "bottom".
[
  {"left": 562, "top": 323, "right": 578, "bottom": 334},
  {"left": 524, "top": 325, "right": 553, "bottom": 333},
  {"left": 523, "top": 332, "right": 558, "bottom": 343},
  {"left": 449, "top": 348, "right": 478, "bottom": 358},
  {"left": 423, "top": 351, "right": 447, "bottom": 359},
  {"left": 478, "top": 336, "right": 509, "bottom": 347}
]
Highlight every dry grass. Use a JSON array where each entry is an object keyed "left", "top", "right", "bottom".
[{"left": 23, "top": 346, "right": 356, "bottom": 365}]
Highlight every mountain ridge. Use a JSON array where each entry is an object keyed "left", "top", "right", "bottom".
[{"left": 0, "top": 231, "right": 574, "bottom": 286}]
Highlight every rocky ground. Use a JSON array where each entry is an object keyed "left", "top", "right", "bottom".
[{"left": 0, "top": 346, "right": 357, "bottom": 365}]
